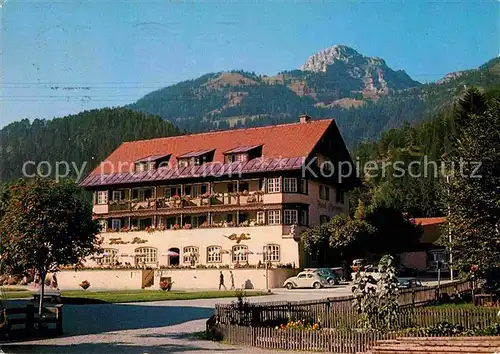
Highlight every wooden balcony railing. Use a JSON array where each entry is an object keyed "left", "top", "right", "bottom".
[{"left": 106, "top": 192, "right": 265, "bottom": 214}]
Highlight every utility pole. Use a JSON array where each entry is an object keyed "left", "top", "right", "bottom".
[{"left": 446, "top": 175, "right": 453, "bottom": 282}]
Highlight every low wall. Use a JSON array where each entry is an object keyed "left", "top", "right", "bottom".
[
  {"left": 57, "top": 268, "right": 299, "bottom": 290},
  {"left": 57, "top": 270, "right": 144, "bottom": 290},
  {"left": 153, "top": 268, "right": 299, "bottom": 290}
]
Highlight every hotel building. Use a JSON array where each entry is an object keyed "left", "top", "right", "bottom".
[{"left": 80, "top": 115, "right": 355, "bottom": 269}]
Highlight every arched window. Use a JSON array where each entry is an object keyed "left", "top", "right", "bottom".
[
  {"left": 263, "top": 244, "right": 280, "bottom": 262},
  {"left": 207, "top": 245, "right": 222, "bottom": 263},
  {"left": 232, "top": 245, "right": 249, "bottom": 263},
  {"left": 96, "top": 248, "right": 118, "bottom": 265},
  {"left": 183, "top": 246, "right": 199, "bottom": 264},
  {"left": 135, "top": 247, "right": 157, "bottom": 265}
]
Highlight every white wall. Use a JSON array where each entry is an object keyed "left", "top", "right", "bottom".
[
  {"left": 91, "top": 225, "right": 300, "bottom": 267},
  {"left": 57, "top": 270, "right": 143, "bottom": 290},
  {"left": 57, "top": 268, "right": 299, "bottom": 290}
]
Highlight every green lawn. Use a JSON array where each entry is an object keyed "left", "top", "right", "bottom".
[
  {"left": 1, "top": 286, "right": 33, "bottom": 299},
  {"left": 2, "top": 288, "right": 271, "bottom": 303},
  {"left": 60, "top": 290, "right": 270, "bottom": 303}
]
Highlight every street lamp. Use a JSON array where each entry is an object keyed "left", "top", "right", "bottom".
[{"left": 446, "top": 175, "right": 453, "bottom": 282}]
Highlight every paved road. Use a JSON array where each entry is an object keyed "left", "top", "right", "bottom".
[
  {"left": 1, "top": 287, "right": 351, "bottom": 354},
  {"left": 0, "top": 281, "right": 446, "bottom": 353}
]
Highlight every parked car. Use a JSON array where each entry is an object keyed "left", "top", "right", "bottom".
[
  {"left": 304, "top": 268, "right": 340, "bottom": 285},
  {"left": 351, "top": 259, "right": 366, "bottom": 272},
  {"left": 398, "top": 277, "right": 424, "bottom": 289},
  {"left": 351, "top": 265, "right": 382, "bottom": 281},
  {"left": 283, "top": 271, "right": 329, "bottom": 289}
]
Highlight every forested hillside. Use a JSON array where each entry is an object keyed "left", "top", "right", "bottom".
[
  {"left": 0, "top": 108, "right": 180, "bottom": 181},
  {"left": 128, "top": 50, "right": 500, "bottom": 146},
  {"left": 350, "top": 87, "right": 500, "bottom": 218}
]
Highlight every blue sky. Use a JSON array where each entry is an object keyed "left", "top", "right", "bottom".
[{"left": 1, "top": 0, "right": 498, "bottom": 127}]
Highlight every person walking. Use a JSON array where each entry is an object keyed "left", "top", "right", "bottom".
[
  {"left": 230, "top": 270, "right": 235, "bottom": 290},
  {"left": 219, "top": 271, "right": 226, "bottom": 290}
]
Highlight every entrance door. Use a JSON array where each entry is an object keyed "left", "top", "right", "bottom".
[{"left": 168, "top": 247, "right": 180, "bottom": 266}]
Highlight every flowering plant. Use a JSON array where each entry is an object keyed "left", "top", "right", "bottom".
[
  {"left": 171, "top": 224, "right": 180, "bottom": 230},
  {"left": 80, "top": 280, "right": 91, "bottom": 290},
  {"left": 275, "top": 319, "right": 320, "bottom": 331},
  {"left": 183, "top": 223, "right": 192, "bottom": 230},
  {"left": 159, "top": 280, "right": 172, "bottom": 291}
]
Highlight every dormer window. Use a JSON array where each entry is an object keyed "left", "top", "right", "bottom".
[
  {"left": 224, "top": 144, "right": 262, "bottom": 164},
  {"left": 135, "top": 162, "right": 155, "bottom": 172},
  {"left": 134, "top": 154, "right": 171, "bottom": 172},
  {"left": 177, "top": 149, "right": 214, "bottom": 167},
  {"left": 235, "top": 153, "right": 248, "bottom": 162}
]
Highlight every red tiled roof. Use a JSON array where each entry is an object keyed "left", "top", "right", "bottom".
[
  {"left": 135, "top": 154, "right": 171, "bottom": 163},
  {"left": 90, "top": 119, "right": 334, "bottom": 175},
  {"left": 81, "top": 157, "right": 305, "bottom": 187},
  {"left": 224, "top": 144, "right": 262, "bottom": 154},
  {"left": 177, "top": 149, "right": 215, "bottom": 159},
  {"left": 413, "top": 217, "right": 446, "bottom": 226}
]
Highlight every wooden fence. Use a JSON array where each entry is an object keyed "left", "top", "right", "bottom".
[
  {"left": 219, "top": 307, "right": 500, "bottom": 354},
  {"left": 215, "top": 280, "right": 473, "bottom": 327},
  {"left": 220, "top": 325, "right": 398, "bottom": 353},
  {"left": 3, "top": 304, "right": 63, "bottom": 339}
]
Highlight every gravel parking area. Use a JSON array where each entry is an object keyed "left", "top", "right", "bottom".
[{"left": 0, "top": 281, "right": 445, "bottom": 353}]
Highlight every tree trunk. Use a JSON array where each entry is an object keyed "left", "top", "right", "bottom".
[{"left": 38, "top": 271, "right": 46, "bottom": 319}]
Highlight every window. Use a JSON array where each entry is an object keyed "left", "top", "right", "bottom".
[
  {"left": 178, "top": 159, "right": 189, "bottom": 168},
  {"left": 146, "top": 162, "right": 155, "bottom": 171},
  {"left": 112, "top": 191, "right": 123, "bottom": 201},
  {"left": 96, "top": 248, "right": 118, "bottom": 265},
  {"left": 300, "top": 210, "right": 308, "bottom": 225},
  {"left": 98, "top": 219, "right": 107, "bottom": 232},
  {"left": 239, "top": 182, "right": 249, "bottom": 192},
  {"left": 133, "top": 188, "right": 152, "bottom": 201},
  {"left": 319, "top": 185, "right": 330, "bottom": 200},
  {"left": 135, "top": 247, "right": 157, "bottom": 265},
  {"left": 225, "top": 155, "right": 234, "bottom": 164},
  {"left": 97, "top": 191, "right": 108, "bottom": 205},
  {"left": 283, "top": 209, "right": 298, "bottom": 225},
  {"left": 232, "top": 245, "right": 249, "bottom": 263},
  {"left": 283, "top": 178, "right": 298, "bottom": 192},
  {"left": 267, "top": 177, "right": 281, "bottom": 193},
  {"left": 235, "top": 153, "right": 248, "bottom": 162},
  {"left": 336, "top": 189, "right": 345, "bottom": 204},
  {"left": 207, "top": 246, "right": 222, "bottom": 263},
  {"left": 300, "top": 179, "right": 308, "bottom": 194},
  {"left": 183, "top": 246, "right": 199, "bottom": 264},
  {"left": 190, "top": 185, "right": 201, "bottom": 198},
  {"left": 320, "top": 215, "right": 330, "bottom": 224},
  {"left": 263, "top": 244, "right": 280, "bottom": 262},
  {"left": 111, "top": 219, "right": 121, "bottom": 230},
  {"left": 135, "top": 163, "right": 146, "bottom": 172},
  {"left": 256, "top": 211, "right": 265, "bottom": 225},
  {"left": 165, "top": 186, "right": 179, "bottom": 199},
  {"left": 268, "top": 210, "right": 281, "bottom": 225}
]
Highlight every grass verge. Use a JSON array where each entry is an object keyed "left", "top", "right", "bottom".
[
  {"left": 60, "top": 290, "right": 270, "bottom": 303},
  {"left": 4, "top": 289, "right": 271, "bottom": 303}
]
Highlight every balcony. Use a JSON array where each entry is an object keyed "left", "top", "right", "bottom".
[
  {"left": 107, "top": 191, "right": 265, "bottom": 215},
  {"left": 108, "top": 199, "right": 157, "bottom": 213}
]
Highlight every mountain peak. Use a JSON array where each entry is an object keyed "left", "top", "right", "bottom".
[{"left": 300, "top": 44, "right": 385, "bottom": 72}]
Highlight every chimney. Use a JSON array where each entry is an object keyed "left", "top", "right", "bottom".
[{"left": 299, "top": 114, "right": 311, "bottom": 124}]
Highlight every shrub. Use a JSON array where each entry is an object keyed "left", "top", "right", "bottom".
[
  {"left": 80, "top": 280, "right": 90, "bottom": 290},
  {"left": 159, "top": 280, "right": 172, "bottom": 291},
  {"left": 474, "top": 323, "right": 500, "bottom": 336},
  {"left": 276, "top": 319, "right": 321, "bottom": 331}
]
